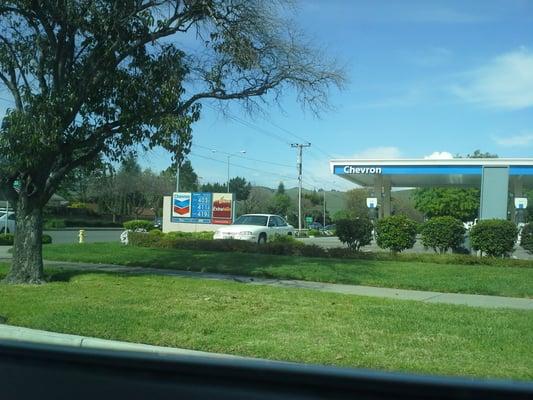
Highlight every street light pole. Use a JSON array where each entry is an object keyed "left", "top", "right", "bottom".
[
  {"left": 176, "top": 160, "right": 180, "bottom": 192},
  {"left": 225, "top": 150, "right": 246, "bottom": 193},
  {"left": 227, "top": 155, "right": 230, "bottom": 193}
]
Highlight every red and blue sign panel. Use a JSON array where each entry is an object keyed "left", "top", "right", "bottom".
[{"left": 171, "top": 192, "right": 233, "bottom": 224}]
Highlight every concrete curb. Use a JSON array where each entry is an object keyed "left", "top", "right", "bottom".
[{"left": 0, "top": 324, "right": 250, "bottom": 360}]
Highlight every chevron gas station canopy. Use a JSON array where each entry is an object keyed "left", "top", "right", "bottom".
[{"left": 329, "top": 158, "right": 533, "bottom": 220}]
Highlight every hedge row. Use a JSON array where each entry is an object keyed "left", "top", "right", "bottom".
[
  {"left": 0, "top": 233, "right": 52, "bottom": 245},
  {"left": 127, "top": 232, "right": 532, "bottom": 268},
  {"left": 44, "top": 218, "right": 122, "bottom": 229}
]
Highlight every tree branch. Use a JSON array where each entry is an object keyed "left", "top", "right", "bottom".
[{"left": 0, "top": 69, "right": 22, "bottom": 110}]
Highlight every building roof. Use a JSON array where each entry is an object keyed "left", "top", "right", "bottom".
[{"left": 329, "top": 158, "right": 533, "bottom": 188}]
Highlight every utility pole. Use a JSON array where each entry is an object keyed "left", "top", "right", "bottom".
[
  {"left": 225, "top": 150, "right": 246, "bottom": 193},
  {"left": 291, "top": 142, "right": 311, "bottom": 232}
]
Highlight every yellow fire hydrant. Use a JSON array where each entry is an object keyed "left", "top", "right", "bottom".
[{"left": 78, "top": 229, "right": 86, "bottom": 244}]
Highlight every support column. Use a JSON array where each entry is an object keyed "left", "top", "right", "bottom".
[
  {"left": 373, "top": 175, "right": 383, "bottom": 219},
  {"left": 479, "top": 167, "right": 509, "bottom": 220},
  {"left": 510, "top": 177, "right": 523, "bottom": 223},
  {"left": 383, "top": 176, "right": 391, "bottom": 217}
]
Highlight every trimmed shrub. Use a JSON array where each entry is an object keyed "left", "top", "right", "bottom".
[
  {"left": 42, "top": 234, "right": 53, "bottom": 244},
  {"left": 470, "top": 219, "right": 518, "bottom": 257},
  {"left": 308, "top": 229, "right": 321, "bottom": 237},
  {"left": 270, "top": 234, "right": 299, "bottom": 243},
  {"left": 123, "top": 220, "right": 154, "bottom": 231},
  {"left": 0, "top": 234, "right": 14, "bottom": 245},
  {"left": 148, "top": 229, "right": 164, "bottom": 236},
  {"left": 0, "top": 233, "right": 51, "bottom": 245},
  {"left": 420, "top": 216, "right": 466, "bottom": 254},
  {"left": 259, "top": 234, "right": 303, "bottom": 255},
  {"left": 44, "top": 218, "right": 66, "bottom": 229},
  {"left": 165, "top": 231, "right": 214, "bottom": 240},
  {"left": 335, "top": 218, "right": 373, "bottom": 251},
  {"left": 521, "top": 223, "right": 533, "bottom": 253},
  {"left": 62, "top": 219, "right": 122, "bottom": 228},
  {"left": 299, "top": 244, "right": 328, "bottom": 258},
  {"left": 375, "top": 215, "right": 417, "bottom": 253}
]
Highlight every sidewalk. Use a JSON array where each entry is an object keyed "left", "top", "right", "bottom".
[{"left": 36, "top": 259, "right": 533, "bottom": 310}]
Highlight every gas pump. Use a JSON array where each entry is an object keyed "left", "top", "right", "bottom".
[
  {"left": 514, "top": 197, "right": 528, "bottom": 225},
  {"left": 366, "top": 197, "right": 378, "bottom": 239}
]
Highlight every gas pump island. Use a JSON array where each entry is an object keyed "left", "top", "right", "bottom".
[{"left": 330, "top": 158, "right": 533, "bottom": 222}]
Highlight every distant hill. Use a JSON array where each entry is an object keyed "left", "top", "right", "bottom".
[
  {"left": 284, "top": 187, "right": 346, "bottom": 215},
  {"left": 248, "top": 186, "right": 421, "bottom": 220}
]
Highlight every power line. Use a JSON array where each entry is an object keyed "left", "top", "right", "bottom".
[
  {"left": 189, "top": 151, "right": 298, "bottom": 182},
  {"left": 203, "top": 103, "right": 292, "bottom": 145},
  {"left": 193, "top": 143, "right": 293, "bottom": 168},
  {"left": 266, "top": 118, "right": 335, "bottom": 160}
]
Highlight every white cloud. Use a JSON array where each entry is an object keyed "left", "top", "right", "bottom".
[
  {"left": 352, "top": 146, "right": 403, "bottom": 159},
  {"left": 424, "top": 151, "right": 454, "bottom": 159},
  {"left": 493, "top": 133, "right": 533, "bottom": 147},
  {"left": 451, "top": 48, "right": 533, "bottom": 109}
]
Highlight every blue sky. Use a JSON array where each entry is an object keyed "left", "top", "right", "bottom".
[{"left": 1, "top": 0, "right": 532, "bottom": 191}]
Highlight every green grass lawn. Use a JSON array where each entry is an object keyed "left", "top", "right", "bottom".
[
  {"left": 0, "top": 264, "right": 531, "bottom": 380},
  {"left": 42, "top": 243, "right": 533, "bottom": 298}
]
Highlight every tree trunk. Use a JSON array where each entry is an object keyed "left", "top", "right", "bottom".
[{"left": 3, "top": 197, "right": 45, "bottom": 284}]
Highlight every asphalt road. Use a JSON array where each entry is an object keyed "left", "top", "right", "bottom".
[{"left": 44, "top": 229, "right": 123, "bottom": 244}]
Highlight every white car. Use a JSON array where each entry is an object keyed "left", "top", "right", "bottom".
[
  {"left": 0, "top": 211, "right": 16, "bottom": 234},
  {"left": 213, "top": 214, "right": 294, "bottom": 244}
]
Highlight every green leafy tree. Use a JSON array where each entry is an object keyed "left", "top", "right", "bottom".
[
  {"left": 414, "top": 188, "right": 480, "bottom": 222},
  {"left": 276, "top": 182, "right": 285, "bottom": 195},
  {"left": 229, "top": 177, "right": 252, "bottom": 201},
  {"left": 268, "top": 193, "right": 292, "bottom": 217},
  {"left": 201, "top": 182, "right": 227, "bottom": 193},
  {"left": 161, "top": 160, "right": 198, "bottom": 193},
  {"left": 414, "top": 150, "right": 498, "bottom": 223},
  {"left": 0, "top": 1, "right": 343, "bottom": 283},
  {"left": 303, "top": 191, "right": 321, "bottom": 206},
  {"left": 344, "top": 189, "right": 371, "bottom": 219},
  {"left": 520, "top": 223, "right": 533, "bottom": 254},
  {"left": 466, "top": 150, "right": 498, "bottom": 158},
  {"left": 237, "top": 187, "right": 271, "bottom": 215}
]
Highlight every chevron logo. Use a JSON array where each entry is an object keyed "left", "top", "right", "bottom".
[{"left": 172, "top": 194, "right": 191, "bottom": 217}]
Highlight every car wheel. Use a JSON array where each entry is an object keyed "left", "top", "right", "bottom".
[
  {"left": 287, "top": 232, "right": 292, "bottom": 236},
  {"left": 0, "top": 228, "right": 8, "bottom": 234},
  {"left": 258, "top": 233, "right": 267, "bottom": 244}
]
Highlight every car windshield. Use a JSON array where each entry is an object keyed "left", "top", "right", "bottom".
[
  {"left": 1, "top": 0, "right": 531, "bottom": 390},
  {"left": 233, "top": 215, "right": 268, "bottom": 226}
]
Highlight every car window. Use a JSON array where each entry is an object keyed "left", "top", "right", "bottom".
[
  {"left": 274, "top": 216, "right": 286, "bottom": 226},
  {"left": 268, "top": 217, "right": 277, "bottom": 227},
  {"left": 234, "top": 215, "right": 268, "bottom": 226},
  {"left": 8, "top": 214, "right": 15, "bottom": 220}
]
